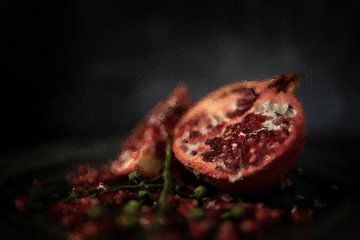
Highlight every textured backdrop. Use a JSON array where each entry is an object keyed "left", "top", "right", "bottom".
[{"left": 3, "top": 1, "right": 360, "bottom": 151}]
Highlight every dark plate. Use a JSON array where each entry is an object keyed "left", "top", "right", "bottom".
[{"left": 1, "top": 136, "right": 359, "bottom": 239}]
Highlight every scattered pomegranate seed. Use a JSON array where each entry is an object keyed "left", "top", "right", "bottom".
[
  {"left": 189, "top": 219, "right": 214, "bottom": 239},
  {"left": 255, "top": 207, "right": 271, "bottom": 225},
  {"left": 113, "top": 190, "right": 128, "bottom": 205},
  {"left": 61, "top": 214, "right": 84, "bottom": 228},
  {"left": 291, "top": 207, "right": 312, "bottom": 224},
  {"left": 67, "top": 231, "right": 86, "bottom": 240},
  {"left": 269, "top": 209, "right": 283, "bottom": 223},
  {"left": 177, "top": 198, "right": 198, "bottom": 217},
  {"left": 139, "top": 206, "right": 154, "bottom": 229},
  {"left": 240, "top": 219, "right": 260, "bottom": 234},
  {"left": 14, "top": 194, "right": 28, "bottom": 212},
  {"left": 80, "top": 221, "right": 101, "bottom": 238},
  {"left": 216, "top": 221, "right": 238, "bottom": 240}
]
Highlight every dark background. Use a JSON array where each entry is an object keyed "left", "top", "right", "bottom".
[
  {"left": 2, "top": 0, "right": 360, "bottom": 152},
  {"left": 1, "top": 1, "right": 360, "bottom": 239}
]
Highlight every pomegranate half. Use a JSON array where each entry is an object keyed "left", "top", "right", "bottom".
[
  {"left": 172, "top": 74, "right": 305, "bottom": 193},
  {"left": 111, "top": 84, "right": 191, "bottom": 178}
]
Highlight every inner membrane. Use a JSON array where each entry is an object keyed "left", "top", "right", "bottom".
[{"left": 180, "top": 98, "right": 296, "bottom": 173}]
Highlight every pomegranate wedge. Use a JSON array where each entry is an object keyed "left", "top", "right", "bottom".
[{"left": 111, "top": 84, "right": 191, "bottom": 178}]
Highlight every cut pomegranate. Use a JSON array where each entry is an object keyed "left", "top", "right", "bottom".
[
  {"left": 173, "top": 74, "right": 305, "bottom": 193},
  {"left": 111, "top": 84, "right": 191, "bottom": 178}
]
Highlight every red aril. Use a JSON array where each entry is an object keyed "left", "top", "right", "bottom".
[
  {"left": 216, "top": 221, "right": 238, "bottom": 240},
  {"left": 14, "top": 194, "right": 28, "bottom": 212},
  {"left": 240, "top": 219, "right": 260, "bottom": 234},
  {"left": 111, "top": 85, "right": 191, "bottom": 178},
  {"left": 172, "top": 74, "right": 305, "bottom": 193}
]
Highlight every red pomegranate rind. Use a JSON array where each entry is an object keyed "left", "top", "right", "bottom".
[
  {"left": 111, "top": 84, "right": 191, "bottom": 178},
  {"left": 173, "top": 74, "right": 305, "bottom": 193}
]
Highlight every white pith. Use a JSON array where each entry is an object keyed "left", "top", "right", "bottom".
[
  {"left": 186, "top": 143, "right": 200, "bottom": 154},
  {"left": 255, "top": 101, "right": 296, "bottom": 132},
  {"left": 118, "top": 151, "right": 134, "bottom": 169},
  {"left": 228, "top": 171, "right": 243, "bottom": 183}
]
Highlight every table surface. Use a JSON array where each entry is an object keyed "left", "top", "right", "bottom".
[{"left": 0, "top": 136, "right": 359, "bottom": 239}]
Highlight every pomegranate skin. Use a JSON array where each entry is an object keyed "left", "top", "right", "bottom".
[{"left": 172, "top": 74, "right": 306, "bottom": 194}]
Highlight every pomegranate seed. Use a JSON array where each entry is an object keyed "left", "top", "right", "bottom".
[
  {"left": 189, "top": 219, "right": 214, "bottom": 239},
  {"left": 216, "top": 221, "right": 237, "bottom": 240},
  {"left": 14, "top": 194, "right": 28, "bottom": 212},
  {"left": 61, "top": 214, "right": 84, "bottom": 228},
  {"left": 67, "top": 231, "right": 86, "bottom": 240},
  {"left": 255, "top": 207, "right": 283, "bottom": 226},
  {"left": 269, "top": 209, "right": 283, "bottom": 223},
  {"left": 98, "top": 192, "right": 115, "bottom": 205},
  {"left": 291, "top": 208, "right": 312, "bottom": 224},
  {"left": 206, "top": 208, "right": 222, "bottom": 220},
  {"left": 240, "top": 219, "right": 260, "bottom": 234},
  {"left": 81, "top": 222, "right": 101, "bottom": 238},
  {"left": 113, "top": 190, "right": 127, "bottom": 205},
  {"left": 255, "top": 207, "right": 270, "bottom": 225},
  {"left": 177, "top": 198, "right": 198, "bottom": 217},
  {"left": 139, "top": 206, "right": 154, "bottom": 229}
]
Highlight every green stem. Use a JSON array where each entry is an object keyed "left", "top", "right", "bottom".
[{"left": 158, "top": 140, "right": 172, "bottom": 212}]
